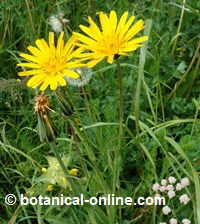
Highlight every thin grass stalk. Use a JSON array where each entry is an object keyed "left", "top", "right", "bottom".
[
  {"left": 55, "top": 90, "right": 97, "bottom": 164},
  {"left": 134, "top": 19, "right": 152, "bottom": 136},
  {"left": 165, "top": 136, "right": 200, "bottom": 223},
  {"left": 47, "top": 138, "right": 81, "bottom": 193},
  {"left": 25, "top": 0, "right": 35, "bottom": 33},
  {"left": 169, "top": 40, "right": 200, "bottom": 99},
  {"left": 171, "top": 0, "right": 186, "bottom": 55},
  {"left": 48, "top": 141, "right": 68, "bottom": 174},
  {"left": 80, "top": 86, "right": 94, "bottom": 119}
]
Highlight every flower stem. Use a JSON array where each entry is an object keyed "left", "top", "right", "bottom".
[
  {"left": 49, "top": 141, "right": 68, "bottom": 173},
  {"left": 112, "top": 59, "right": 123, "bottom": 192},
  {"left": 116, "top": 59, "right": 123, "bottom": 145}
]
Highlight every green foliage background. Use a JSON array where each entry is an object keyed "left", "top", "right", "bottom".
[{"left": 0, "top": 0, "right": 200, "bottom": 223}]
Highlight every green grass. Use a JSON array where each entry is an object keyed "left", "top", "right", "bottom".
[{"left": 0, "top": 0, "right": 200, "bottom": 223}]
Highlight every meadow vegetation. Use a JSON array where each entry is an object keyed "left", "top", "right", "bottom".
[{"left": 0, "top": 0, "right": 200, "bottom": 223}]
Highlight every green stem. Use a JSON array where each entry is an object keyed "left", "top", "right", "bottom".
[
  {"left": 48, "top": 140, "right": 72, "bottom": 187},
  {"left": 169, "top": 40, "right": 200, "bottom": 99},
  {"left": 49, "top": 141, "right": 67, "bottom": 172},
  {"left": 171, "top": 0, "right": 186, "bottom": 55},
  {"left": 112, "top": 59, "right": 123, "bottom": 192},
  {"left": 55, "top": 89, "right": 96, "bottom": 162},
  {"left": 81, "top": 86, "right": 95, "bottom": 120},
  {"left": 134, "top": 19, "right": 152, "bottom": 136},
  {"left": 116, "top": 59, "right": 123, "bottom": 145}
]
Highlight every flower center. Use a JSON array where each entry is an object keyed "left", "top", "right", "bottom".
[
  {"left": 99, "top": 36, "right": 120, "bottom": 56},
  {"left": 43, "top": 58, "right": 65, "bottom": 75}
]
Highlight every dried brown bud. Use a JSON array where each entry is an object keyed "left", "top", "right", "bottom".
[{"left": 34, "top": 92, "right": 51, "bottom": 115}]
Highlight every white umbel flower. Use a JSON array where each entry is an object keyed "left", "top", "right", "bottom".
[
  {"left": 48, "top": 12, "right": 69, "bottom": 33},
  {"left": 152, "top": 183, "right": 160, "bottom": 191},
  {"left": 166, "top": 184, "right": 174, "bottom": 191},
  {"left": 181, "top": 177, "right": 190, "bottom": 188},
  {"left": 169, "top": 218, "right": 178, "bottom": 224},
  {"left": 162, "top": 206, "right": 171, "bottom": 215},
  {"left": 168, "top": 190, "right": 176, "bottom": 199},
  {"left": 182, "top": 218, "right": 191, "bottom": 224},
  {"left": 176, "top": 183, "right": 183, "bottom": 191},
  {"left": 168, "top": 176, "right": 176, "bottom": 184},
  {"left": 160, "top": 186, "right": 166, "bottom": 192},
  {"left": 161, "top": 179, "right": 167, "bottom": 186},
  {"left": 179, "top": 194, "right": 190, "bottom": 205}
]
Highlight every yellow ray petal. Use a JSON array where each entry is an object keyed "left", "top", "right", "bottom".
[
  {"left": 127, "top": 36, "right": 148, "bottom": 45},
  {"left": 124, "top": 20, "right": 145, "bottom": 41},
  {"left": 18, "top": 69, "right": 41, "bottom": 76},
  {"left": 63, "top": 36, "right": 75, "bottom": 54},
  {"left": 49, "top": 32, "right": 56, "bottom": 55},
  {"left": 64, "top": 70, "right": 80, "bottom": 79},
  {"left": 19, "top": 53, "right": 40, "bottom": 63},
  {"left": 27, "top": 46, "right": 48, "bottom": 63},
  {"left": 79, "top": 25, "right": 100, "bottom": 41},
  {"left": 49, "top": 32, "right": 55, "bottom": 47},
  {"left": 40, "top": 80, "right": 50, "bottom": 91},
  {"left": 27, "top": 75, "right": 44, "bottom": 88},
  {"left": 99, "top": 12, "right": 110, "bottom": 35},
  {"left": 64, "top": 69, "right": 80, "bottom": 79},
  {"left": 17, "top": 63, "right": 41, "bottom": 69},
  {"left": 57, "top": 76, "right": 66, "bottom": 86},
  {"left": 88, "top": 16, "right": 102, "bottom": 40},
  {"left": 118, "top": 15, "right": 135, "bottom": 39},
  {"left": 121, "top": 36, "right": 148, "bottom": 52},
  {"left": 71, "top": 47, "right": 86, "bottom": 58},
  {"left": 116, "top": 12, "right": 128, "bottom": 35},
  {"left": 50, "top": 77, "right": 58, "bottom": 90},
  {"left": 121, "top": 44, "right": 143, "bottom": 52},
  {"left": 107, "top": 55, "right": 114, "bottom": 64},
  {"left": 67, "top": 49, "right": 87, "bottom": 61},
  {"left": 63, "top": 45, "right": 74, "bottom": 58},
  {"left": 73, "top": 32, "right": 97, "bottom": 47},
  {"left": 75, "top": 52, "right": 101, "bottom": 60},
  {"left": 118, "top": 52, "right": 131, "bottom": 56},
  {"left": 109, "top": 10, "right": 117, "bottom": 34},
  {"left": 87, "top": 57, "right": 104, "bottom": 67},
  {"left": 27, "top": 46, "right": 42, "bottom": 56},
  {"left": 64, "top": 61, "right": 85, "bottom": 69},
  {"left": 35, "top": 39, "right": 49, "bottom": 52},
  {"left": 56, "top": 32, "right": 64, "bottom": 56},
  {"left": 73, "top": 42, "right": 91, "bottom": 49}
]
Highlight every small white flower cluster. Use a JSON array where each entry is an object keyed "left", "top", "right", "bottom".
[
  {"left": 152, "top": 176, "right": 190, "bottom": 203},
  {"left": 159, "top": 218, "right": 191, "bottom": 224},
  {"left": 152, "top": 176, "right": 191, "bottom": 224},
  {"left": 48, "top": 12, "right": 69, "bottom": 33}
]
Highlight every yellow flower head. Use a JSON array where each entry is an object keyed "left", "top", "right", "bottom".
[
  {"left": 17, "top": 32, "right": 84, "bottom": 91},
  {"left": 69, "top": 168, "right": 78, "bottom": 176},
  {"left": 73, "top": 10, "right": 148, "bottom": 67},
  {"left": 41, "top": 167, "right": 47, "bottom": 173},
  {"left": 47, "top": 184, "right": 54, "bottom": 192}
]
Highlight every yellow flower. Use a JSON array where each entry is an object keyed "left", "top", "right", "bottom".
[
  {"left": 69, "top": 168, "right": 78, "bottom": 176},
  {"left": 17, "top": 32, "right": 84, "bottom": 91},
  {"left": 73, "top": 10, "right": 148, "bottom": 67},
  {"left": 47, "top": 184, "right": 54, "bottom": 192},
  {"left": 41, "top": 167, "right": 47, "bottom": 173}
]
